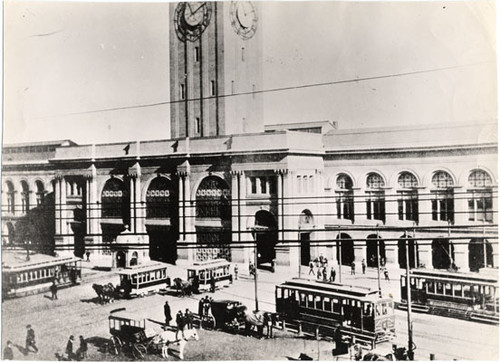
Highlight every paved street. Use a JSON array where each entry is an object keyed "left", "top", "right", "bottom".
[{"left": 2, "top": 262, "right": 498, "bottom": 361}]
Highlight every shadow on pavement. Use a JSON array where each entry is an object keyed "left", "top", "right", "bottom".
[{"left": 86, "top": 336, "right": 109, "bottom": 354}]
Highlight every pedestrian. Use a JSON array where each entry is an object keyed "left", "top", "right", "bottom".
[
  {"left": 3, "top": 341, "right": 13, "bottom": 360},
  {"left": 316, "top": 266, "right": 322, "bottom": 280},
  {"left": 361, "top": 259, "right": 366, "bottom": 274},
  {"left": 185, "top": 308, "right": 193, "bottom": 329},
  {"left": 350, "top": 261, "right": 356, "bottom": 275},
  {"left": 384, "top": 268, "right": 390, "bottom": 283},
  {"left": 249, "top": 261, "right": 255, "bottom": 278},
  {"left": 164, "top": 301, "right": 172, "bottom": 326},
  {"left": 308, "top": 260, "right": 315, "bottom": 276},
  {"left": 85, "top": 251, "right": 90, "bottom": 262},
  {"left": 192, "top": 274, "right": 200, "bottom": 293},
  {"left": 50, "top": 280, "right": 58, "bottom": 300},
  {"left": 66, "top": 335, "right": 75, "bottom": 360},
  {"left": 330, "top": 267, "right": 336, "bottom": 282},
  {"left": 78, "top": 336, "right": 88, "bottom": 360},
  {"left": 322, "top": 266, "right": 328, "bottom": 281},
  {"left": 264, "top": 313, "right": 273, "bottom": 338},
  {"left": 176, "top": 311, "right": 185, "bottom": 339},
  {"left": 25, "top": 325, "right": 38, "bottom": 353},
  {"left": 234, "top": 264, "right": 239, "bottom": 280},
  {"left": 210, "top": 273, "right": 216, "bottom": 293}
]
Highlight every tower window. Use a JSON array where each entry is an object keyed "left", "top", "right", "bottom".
[
  {"left": 241, "top": 47, "right": 245, "bottom": 62},
  {"left": 194, "top": 46, "right": 200, "bottom": 62},
  {"left": 180, "top": 84, "right": 186, "bottom": 100},
  {"left": 231, "top": 80, "right": 235, "bottom": 95},
  {"left": 210, "top": 80, "right": 216, "bottom": 96},
  {"left": 195, "top": 117, "right": 201, "bottom": 134}
]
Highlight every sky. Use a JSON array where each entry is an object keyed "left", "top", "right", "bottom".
[{"left": 3, "top": 1, "right": 497, "bottom": 145}]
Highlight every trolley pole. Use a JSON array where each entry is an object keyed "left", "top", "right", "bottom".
[
  {"left": 254, "top": 233, "right": 259, "bottom": 312},
  {"left": 376, "top": 225, "right": 381, "bottom": 298},
  {"left": 405, "top": 231, "right": 414, "bottom": 360},
  {"left": 483, "top": 221, "right": 487, "bottom": 268}
]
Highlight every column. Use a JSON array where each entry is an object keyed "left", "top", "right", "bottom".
[
  {"left": 454, "top": 186, "right": 469, "bottom": 225},
  {"left": 239, "top": 172, "right": 250, "bottom": 265},
  {"left": 384, "top": 188, "right": 398, "bottom": 225},
  {"left": 418, "top": 187, "right": 432, "bottom": 224},
  {"left": 491, "top": 242, "right": 498, "bottom": 268},
  {"left": 284, "top": 170, "right": 298, "bottom": 270},
  {"left": 55, "top": 177, "right": 62, "bottom": 235},
  {"left": 177, "top": 173, "right": 188, "bottom": 261},
  {"left": 130, "top": 177, "right": 136, "bottom": 233},
  {"left": 417, "top": 241, "right": 433, "bottom": 269},
  {"left": 453, "top": 241, "right": 469, "bottom": 271},
  {"left": 353, "top": 231, "right": 366, "bottom": 263},
  {"left": 352, "top": 188, "right": 363, "bottom": 224},
  {"left": 384, "top": 233, "right": 398, "bottom": 268}
]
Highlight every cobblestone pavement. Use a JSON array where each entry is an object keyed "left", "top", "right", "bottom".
[{"left": 2, "top": 260, "right": 498, "bottom": 361}]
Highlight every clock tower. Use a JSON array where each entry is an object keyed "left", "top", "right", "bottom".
[{"left": 169, "top": 1, "right": 263, "bottom": 138}]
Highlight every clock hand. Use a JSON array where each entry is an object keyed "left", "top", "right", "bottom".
[
  {"left": 192, "top": 2, "right": 205, "bottom": 14},
  {"left": 186, "top": 2, "right": 194, "bottom": 15}
]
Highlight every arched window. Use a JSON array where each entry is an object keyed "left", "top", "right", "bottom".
[
  {"left": 467, "top": 170, "right": 493, "bottom": 222},
  {"left": 101, "top": 178, "right": 130, "bottom": 222},
  {"left": 335, "top": 174, "right": 354, "bottom": 221},
  {"left": 5, "top": 181, "right": 15, "bottom": 214},
  {"left": 146, "top": 177, "right": 172, "bottom": 219},
  {"left": 20, "top": 181, "right": 30, "bottom": 213},
  {"left": 366, "top": 173, "right": 385, "bottom": 222},
  {"left": 35, "top": 180, "right": 45, "bottom": 206},
  {"left": 431, "top": 171, "right": 454, "bottom": 223},
  {"left": 397, "top": 172, "right": 419, "bottom": 223}
]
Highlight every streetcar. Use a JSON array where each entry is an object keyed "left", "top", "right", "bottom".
[
  {"left": 2, "top": 253, "right": 82, "bottom": 299},
  {"left": 400, "top": 269, "right": 499, "bottom": 324},
  {"left": 186, "top": 259, "right": 232, "bottom": 292},
  {"left": 275, "top": 278, "right": 395, "bottom": 348},
  {"left": 116, "top": 263, "right": 170, "bottom": 298}
]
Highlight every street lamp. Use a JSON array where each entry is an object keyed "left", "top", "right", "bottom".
[{"left": 405, "top": 230, "right": 415, "bottom": 360}]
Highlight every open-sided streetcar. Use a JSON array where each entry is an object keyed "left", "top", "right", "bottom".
[
  {"left": 187, "top": 259, "right": 232, "bottom": 292},
  {"left": 276, "top": 279, "right": 395, "bottom": 348},
  {"left": 400, "top": 269, "right": 499, "bottom": 324},
  {"left": 116, "top": 263, "right": 170, "bottom": 298}
]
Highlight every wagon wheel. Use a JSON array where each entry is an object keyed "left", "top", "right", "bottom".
[
  {"left": 132, "top": 343, "right": 147, "bottom": 359},
  {"left": 202, "top": 315, "right": 216, "bottom": 330},
  {"left": 108, "top": 336, "right": 122, "bottom": 355}
]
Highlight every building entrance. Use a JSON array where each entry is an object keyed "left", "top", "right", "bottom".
[
  {"left": 432, "top": 239, "right": 454, "bottom": 269},
  {"left": 254, "top": 210, "right": 278, "bottom": 267},
  {"left": 398, "top": 236, "right": 418, "bottom": 269},
  {"left": 366, "top": 234, "right": 385, "bottom": 267},
  {"left": 300, "top": 233, "right": 311, "bottom": 266},
  {"left": 148, "top": 227, "right": 177, "bottom": 264},
  {"left": 336, "top": 233, "right": 354, "bottom": 266},
  {"left": 469, "top": 238, "right": 493, "bottom": 271}
]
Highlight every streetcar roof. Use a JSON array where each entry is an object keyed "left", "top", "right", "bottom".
[
  {"left": 188, "top": 259, "right": 230, "bottom": 271},
  {"left": 2, "top": 252, "right": 81, "bottom": 272},
  {"left": 408, "top": 269, "right": 498, "bottom": 284},
  {"left": 116, "top": 262, "right": 168, "bottom": 276},
  {"left": 278, "top": 279, "right": 384, "bottom": 300}
]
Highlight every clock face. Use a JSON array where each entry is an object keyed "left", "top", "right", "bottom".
[
  {"left": 230, "top": 1, "right": 257, "bottom": 40},
  {"left": 174, "top": 2, "right": 212, "bottom": 42}
]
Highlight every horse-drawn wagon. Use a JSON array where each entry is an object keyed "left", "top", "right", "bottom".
[{"left": 107, "top": 308, "right": 199, "bottom": 360}]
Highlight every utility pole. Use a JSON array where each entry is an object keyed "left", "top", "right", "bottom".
[
  {"left": 376, "top": 225, "right": 381, "bottom": 298},
  {"left": 252, "top": 228, "right": 259, "bottom": 312},
  {"left": 337, "top": 227, "right": 342, "bottom": 284},
  {"left": 405, "top": 230, "right": 415, "bottom": 360}
]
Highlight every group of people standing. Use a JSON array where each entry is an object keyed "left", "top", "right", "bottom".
[
  {"left": 164, "top": 300, "right": 194, "bottom": 337},
  {"left": 308, "top": 255, "right": 337, "bottom": 282},
  {"left": 65, "top": 335, "right": 88, "bottom": 360}
]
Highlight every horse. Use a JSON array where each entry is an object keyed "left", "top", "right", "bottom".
[
  {"left": 153, "top": 328, "right": 199, "bottom": 360},
  {"left": 362, "top": 346, "right": 409, "bottom": 361},
  {"left": 92, "top": 283, "right": 115, "bottom": 304},
  {"left": 235, "top": 305, "right": 266, "bottom": 337},
  {"left": 174, "top": 278, "right": 193, "bottom": 297}
]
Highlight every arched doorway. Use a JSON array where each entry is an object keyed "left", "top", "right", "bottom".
[
  {"left": 432, "top": 239, "right": 454, "bottom": 269},
  {"left": 254, "top": 210, "right": 278, "bottom": 267},
  {"left": 71, "top": 207, "right": 87, "bottom": 258},
  {"left": 469, "top": 238, "right": 493, "bottom": 272},
  {"left": 6, "top": 222, "right": 15, "bottom": 244},
  {"left": 195, "top": 176, "right": 232, "bottom": 261},
  {"left": 366, "top": 234, "right": 385, "bottom": 267},
  {"left": 398, "top": 235, "right": 418, "bottom": 269},
  {"left": 299, "top": 210, "right": 314, "bottom": 266},
  {"left": 336, "top": 233, "right": 354, "bottom": 266},
  {"left": 101, "top": 178, "right": 130, "bottom": 249},
  {"left": 116, "top": 251, "right": 126, "bottom": 268},
  {"left": 130, "top": 251, "right": 138, "bottom": 266},
  {"left": 146, "top": 176, "right": 178, "bottom": 264}
]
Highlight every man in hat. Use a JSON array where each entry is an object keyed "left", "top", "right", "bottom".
[
  {"left": 164, "top": 301, "right": 172, "bottom": 327},
  {"left": 3, "top": 341, "right": 13, "bottom": 360},
  {"left": 26, "top": 325, "right": 38, "bottom": 353}
]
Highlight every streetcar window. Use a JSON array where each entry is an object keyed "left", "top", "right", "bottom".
[
  {"left": 445, "top": 283, "right": 452, "bottom": 296},
  {"left": 427, "top": 281, "right": 435, "bottom": 293},
  {"left": 463, "top": 285, "right": 472, "bottom": 298},
  {"left": 410, "top": 277, "right": 415, "bottom": 286},
  {"left": 364, "top": 303, "right": 373, "bottom": 316},
  {"left": 382, "top": 303, "right": 388, "bottom": 315},
  {"left": 283, "top": 289, "right": 288, "bottom": 299},
  {"left": 324, "top": 297, "right": 332, "bottom": 312},
  {"left": 300, "top": 293, "right": 307, "bottom": 307},
  {"left": 375, "top": 304, "right": 381, "bottom": 316},
  {"left": 351, "top": 300, "right": 356, "bottom": 307},
  {"left": 308, "top": 294, "right": 314, "bottom": 308},
  {"left": 333, "top": 298, "right": 340, "bottom": 313},
  {"left": 315, "top": 296, "right": 322, "bottom": 310},
  {"left": 401, "top": 277, "right": 406, "bottom": 287},
  {"left": 436, "top": 282, "right": 443, "bottom": 294},
  {"left": 454, "top": 284, "right": 463, "bottom": 297}
]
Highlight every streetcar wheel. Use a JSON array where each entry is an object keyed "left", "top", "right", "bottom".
[
  {"left": 132, "top": 344, "right": 147, "bottom": 359},
  {"left": 108, "top": 336, "right": 122, "bottom": 355}
]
